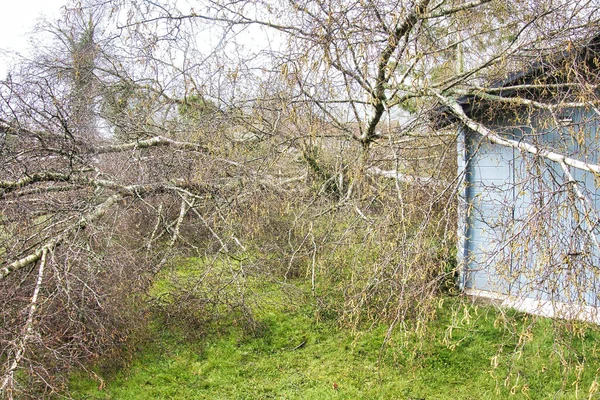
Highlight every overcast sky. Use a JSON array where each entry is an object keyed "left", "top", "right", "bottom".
[{"left": 0, "top": 0, "right": 67, "bottom": 77}]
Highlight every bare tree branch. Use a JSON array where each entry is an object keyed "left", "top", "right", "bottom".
[
  {"left": 92, "top": 135, "right": 208, "bottom": 154},
  {"left": 1, "top": 248, "right": 48, "bottom": 397},
  {"left": 435, "top": 92, "right": 600, "bottom": 174}
]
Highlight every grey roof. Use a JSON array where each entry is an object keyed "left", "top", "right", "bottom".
[{"left": 433, "top": 34, "right": 600, "bottom": 128}]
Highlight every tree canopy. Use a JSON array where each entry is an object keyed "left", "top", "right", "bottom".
[{"left": 2, "top": 0, "right": 600, "bottom": 396}]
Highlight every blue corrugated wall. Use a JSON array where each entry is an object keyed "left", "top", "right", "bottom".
[{"left": 458, "top": 107, "right": 600, "bottom": 306}]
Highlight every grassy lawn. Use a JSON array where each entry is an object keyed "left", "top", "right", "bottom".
[{"left": 69, "top": 261, "right": 600, "bottom": 399}]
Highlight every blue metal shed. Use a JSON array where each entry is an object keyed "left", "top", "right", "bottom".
[
  {"left": 457, "top": 109, "right": 600, "bottom": 309},
  {"left": 446, "top": 39, "right": 600, "bottom": 320}
]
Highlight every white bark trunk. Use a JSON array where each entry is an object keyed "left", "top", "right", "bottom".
[{"left": 435, "top": 93, "right": 600, "bottom": 174}]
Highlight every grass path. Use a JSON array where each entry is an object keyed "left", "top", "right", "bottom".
[
  {"left": 69, "top": 293, "right": 600, "bottom": 399},
  {"left": 68, "top": 259, "right": 600, "bottom": 399}
]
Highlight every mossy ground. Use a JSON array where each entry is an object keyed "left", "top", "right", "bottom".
[{"left": 69, "top": 260, "right": 600, "bottom": 399}]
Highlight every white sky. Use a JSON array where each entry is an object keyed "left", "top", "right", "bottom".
[{"left": 0, "top": 0, "right": 67, "bottom": 77}]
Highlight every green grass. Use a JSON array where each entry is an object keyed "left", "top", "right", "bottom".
[
  {"left": 69, "top": 301, "right": 600, "bottom": 399},
  {"left": 69, "top": 259, "right": 600, "bottom": 399}
]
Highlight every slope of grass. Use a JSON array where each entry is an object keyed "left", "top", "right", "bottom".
[{"left": 69, "top": 288, "right": 600, "bottom": 400}]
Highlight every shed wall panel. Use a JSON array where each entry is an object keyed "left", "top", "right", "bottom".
[{"left": 461, "top": 108, "right": 600, "bottom": 308}]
